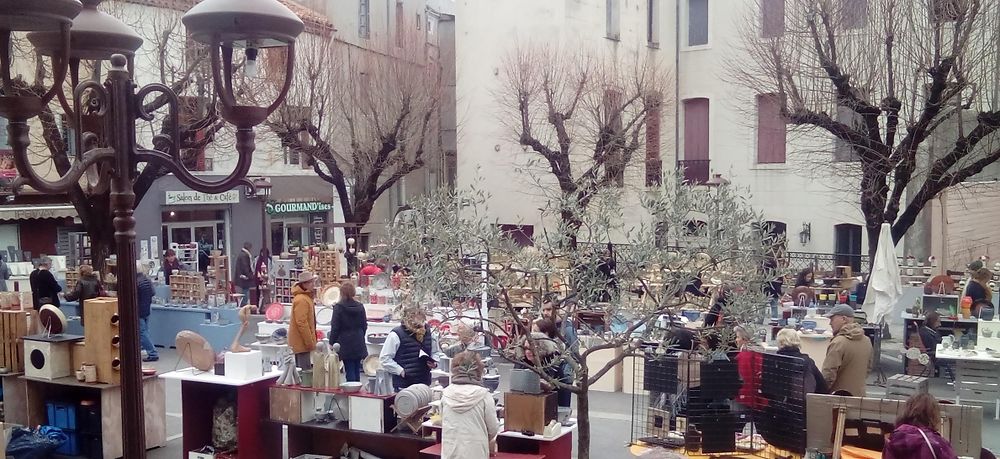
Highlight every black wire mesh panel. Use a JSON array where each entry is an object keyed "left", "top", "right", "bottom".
[
  {"left": 755, "top": 351, "right": 808, "bottom": 454},
  {"left": 631, "top": 351, "right": 701, "bottom": 448}
]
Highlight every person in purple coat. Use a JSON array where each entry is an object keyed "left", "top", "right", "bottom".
[{"left": 883, "top": 393, "right": 958, "bottom": 459}]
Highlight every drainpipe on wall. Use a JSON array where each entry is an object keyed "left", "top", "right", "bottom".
[{"left": 674, "top": 0, "right": 682, "bottom": 171}]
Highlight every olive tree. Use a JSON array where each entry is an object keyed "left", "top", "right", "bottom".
[{"left": 376, "top": 176, "right": 776, "bottom": 459}]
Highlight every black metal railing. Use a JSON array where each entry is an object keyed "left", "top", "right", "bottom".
[
  {"left": 785, "top": 251, "right": 869, "bottom": 275},
  {"left": 677, "top": 159, "right": 710, "bottom": 185}
]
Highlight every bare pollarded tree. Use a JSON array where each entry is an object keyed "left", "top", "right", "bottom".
[
  {"left": 729, "top": 0, "right": 1000, "bottom": 260},
  {"left": 497, "top": 45, "right": 671, "bottom": 248},
  {"left": 267, "top": 29, "right": 443, "bottom": 267}
]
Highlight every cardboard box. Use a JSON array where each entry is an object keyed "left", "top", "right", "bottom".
[
  {"left": 223, "top": 350, "right": 263, "bottom": 380},
  {"left": 348, "top": 395, "right": 394, "bottom": 433},
  {"left": 504, "top": 391, "right": 557, "bottom": 434},
  {"left": 269, "top": 386, "right": 316, "bottom": 424}
]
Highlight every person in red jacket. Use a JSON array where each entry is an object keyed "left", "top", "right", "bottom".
[{"left": 734, "top": 326, "right": 767, "bottom": 410}]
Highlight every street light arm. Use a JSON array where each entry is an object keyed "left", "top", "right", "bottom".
[
  {"left": 7, "top": 130, "right": 116, "bottom": 194},
  {"left": 134, "top": 130, "right": 256, "bottom": 196}
]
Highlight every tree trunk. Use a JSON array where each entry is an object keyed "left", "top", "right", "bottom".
[
  {"left": 88, "top": 230, "right": 114, "bottom": 275},
  {"left": 577, "top": 380, "right": 591, "bottom": 459}
]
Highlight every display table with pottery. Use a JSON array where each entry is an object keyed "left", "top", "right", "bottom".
[
  {"left": 2, "top": 375, "right": 165, "bottom": 459},
  {"left": 160, "top": 368, "right": 282, "bottom": 459},
  {"left": 902, "top": 312, "right": 982, "bottom": 373},
  {"left": 935, "top": 344, "right": 1000, "bottom": 419}
]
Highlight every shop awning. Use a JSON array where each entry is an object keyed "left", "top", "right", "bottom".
[
  {"left": 0, "top": 204, "right": 77, "bottom": 221},
  {"left": 267, "top": 176, "right": 335, "bottom": 203}
]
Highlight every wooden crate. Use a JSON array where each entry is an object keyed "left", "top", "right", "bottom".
[
  {"left": 83, "top": 298, "right": 120, "bottom": 384},
  {"left": 269, "top": 386, "right": 316, "bottom": 424},
  {"left": 503, "top": 391, "right": 557, "bottom": 434},
  {"left": 0, "top": 311, "right": 28, "bottom": 372},
  {"left": 885, "top": 374, "right": 928, "bottom": 400},
  {"left": 170, "top": 272, "right": 207, "bottom": 304},
  {"left": 64, "top": 270, "right": 79, "bottom": 292}
]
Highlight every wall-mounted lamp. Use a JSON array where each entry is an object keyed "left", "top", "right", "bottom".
[{"left": 799, "top": 223, "right": 811, "bottom": 245}]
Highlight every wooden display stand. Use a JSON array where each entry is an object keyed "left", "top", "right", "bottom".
[
  {"left": 64, "top": 269, "right": 79, "bottom": 292},
  {"left": 1, "top": 310, "right": 28, "bottom": 373},
  {"left": 208, "top": 253, "right": 230, "bottom": 293},
  {"left": 1, "top": 375, "right": 166, "bottom": 459},
  {"left": 170, "top": 272, "right": 208, "bottom": 303},
  {"left": 504, "top": 392, "right": 557, "bottom": 433},
  {"left": 159, "top": 369, "right": 282, "bottom": 459},
  {"left": 83, "top": 297, "right": 120, "bottom": 384},
  {"left": 314, "top": 250, "right": 341, "bottom": 286}
]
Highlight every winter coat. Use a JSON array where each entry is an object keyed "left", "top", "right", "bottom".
[
  {"left": 391, "top": 325, "right": 434, "bottom": 388},
  {"left": 234, "top": 249, "right": 255, "bottom": 289},
  {"left": 29, "top": 268, "right": 61, "bottom": 309},
  {"left": 441, "top": 383, "right": 500, "bottom": 459},
  {"left": 966, "top": 280, "right": 990, "bottom": 303},
  {"left": 736, "top": 349, "right": 768, "bottom": 410},
  {"left": 288, "top": 285, "right": 317, "bottom": 354},
  {"left": 882, "top": 424, "right": 958, "bottom": 459},
  {"left": 137, "top": 273, "right": 155, "bottom": 319},
  {"left": 65, "top": 275, "right": 102, "bottom": 326},
  {"left": 329, "top": 299, "right": 368, "bottom": 360},
  {"left": 822, "top": 322, "right": 873, "bottom": 396},
  {"left": 919, "top": 325, "right": 942, "bottom": 359},
  {"left": 777, "top": 347, "right": 829, "bottom": 394}
]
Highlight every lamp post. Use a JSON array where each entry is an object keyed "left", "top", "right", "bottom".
[
  {"left": 249, "top": 176, "right": 272, "bottom": 304},
  {"left": 0, "top": 1, "right": 303, "bottom": 457}
]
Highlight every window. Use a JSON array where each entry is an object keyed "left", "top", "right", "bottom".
[
  {"left": 498, "top": 225, "right": 534, "bottom": 247},
  {"left": 606, "top": 0, "right": 621, "bottom": 40},
  {"left": 644, "top": 93, "right": 662, "bottom": 186},
  {"left": 359, "top": 0, "right": 370, "bottom": 39},
  {"left": 647, "top": 0, "right": 660, "bottom": 47},
  {"left": 396, "top": 1, "right": 404, "bottom": 47},
  {"left": 687, "top": 0, "right": 709, "bottom": 46},
  {"left": 684, "top": 220, "right": 707, "bottom": 237},
  {"left": 416, "top": 12, "right": 421, "bottom": 30},
  {"left": 840, "top": 0, "right": 868, "bottom": 29},
  {"left": 833, "top": 105, "right": 862, "bottom": 162},
  {"left": 931, "top": 0, "right": 962, "bottom": 22},
  {"left": 756, "top": 93, "right": 786, "bottom": 164},
  {"left": 681, "top": 98, "right": 710, "bottom": 184},
  {"left": 834, "top": 224, "right": 863, "bottom": 272},
  {"left": 602, "top": 89, "right": 625, "bottom": 187},
  {"left": 761, "top": 0, "right": 784, "bottom": 38}
]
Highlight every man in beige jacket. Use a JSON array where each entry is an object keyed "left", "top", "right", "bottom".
[{"left": 822, "top": 304, "right": 873, "bottom": 396}]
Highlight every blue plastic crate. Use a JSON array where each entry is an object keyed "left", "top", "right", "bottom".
[
  {"left": 45, "top": 402, "right": 77, "bottom": 430},
  {"left": 54, "top": 429, "right": 80, "bottom": 456}
]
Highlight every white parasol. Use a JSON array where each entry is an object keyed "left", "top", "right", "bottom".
[{"left": 863, "top": 223, "right": 903, "bottom": 324}]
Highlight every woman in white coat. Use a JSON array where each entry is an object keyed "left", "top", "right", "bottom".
[{"left": 441, "top": 351, "right": 500, "bottom": 459}]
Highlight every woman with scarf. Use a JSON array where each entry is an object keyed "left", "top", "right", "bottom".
[
  {"left": 379, "top": 306, "right": 438, "bottom": 390},
  {"left": 440, "top": 351, "right": 500, "bottom": 458}
]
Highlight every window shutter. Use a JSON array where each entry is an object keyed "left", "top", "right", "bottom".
[{"left": 756, "top": 93, "right": 786, "bottom": 164}]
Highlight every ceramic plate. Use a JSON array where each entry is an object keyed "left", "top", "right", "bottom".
[
  {"left": 321, "top": 286, "right": 341, "bottom": 306},
  {"left": 38, "top": 304, "right": 67, "bottom": 334},
  {"left": 265, "top": 303, "right": 284, "bottom": 321},
  {"left": 316, "top": 306, "right": 334, "bottom": 326}
]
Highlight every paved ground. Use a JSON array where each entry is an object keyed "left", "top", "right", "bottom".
[{"left": 140, "top": 334, "right": 996, "bottom": 458}]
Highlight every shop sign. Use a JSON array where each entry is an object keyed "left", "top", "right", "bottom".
[
  {"left": 0, "top": 206, "right": 76, "bottom": 220},
  {"left": 266, "top": 201, "right": 334, "bottom": 215},
  {"left": 165, "top": 190, "right": 241, "bottom": 205}
]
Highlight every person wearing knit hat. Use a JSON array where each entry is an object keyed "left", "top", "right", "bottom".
[{"left": 440, "top": 351, "right": 499, "bottom": 458}]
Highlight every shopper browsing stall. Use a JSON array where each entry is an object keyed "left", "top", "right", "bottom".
[
  {"left": 966, "top": 267, "right": 993, "bottom": 304},
  {"left": 64, "top": 264, "right": 102, "bottom": 326},
  {"left": 441, "top": 351, "right": 500, "bottom": 459},
  {"left": 289, "top": 271, "right": 319, "bottom": 369},
  {"left": 329, "top": 281, "right": 367, "bottom": 382},
  {"left": 882, "top": 393, "right": 958, "bottom": 459},
  {"left": 443, "top": 320, "right": 477, "bottom": 358},
  {"left": 136, "top": 262, "right": 158, "bottom": 362},
  {"left": 775, "top": 328, "right": 828, "bottom": 394},
  {"left": 234, "top": 241, "right": 255, "bottom": 306},
  {"left": 161, "top": 249, "right": 186, "bottom": 285},
  {"left": 30, "top": 256, "right": 61, "bottom": 309},
  {"left": 380, "top": 305, "right": 437, "bottom": 390},
  {"left": 821, "top": 304, "right": 872, "bottom": 396}
]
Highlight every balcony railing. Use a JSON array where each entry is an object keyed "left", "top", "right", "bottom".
[{"left": 677, "top": 159, "right": 710, "bottom": 185}]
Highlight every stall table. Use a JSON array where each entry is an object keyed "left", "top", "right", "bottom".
[
  {"left": 1, "top": 374, "right": 165, "bottom": 459},
  {"left": 159, "top": 368, "right": 281, "bottom": 459},
  {"left": 275, "top": 419, "right": 435, "bottom": 459},
  {"left": 935, "top": 345, "right": 1000, "bottom": 419},
  {"left": 497, "top": 420, "right": 576, "bottom": 459},
  {"left": 419, "top": 444, "right": 544, "bottom": 459},
  {"left": 903, "top": 313, "right": 979, "bottom": 372}
]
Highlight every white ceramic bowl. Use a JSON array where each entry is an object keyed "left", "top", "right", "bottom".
[{"left": 340, "top": 382, "right": 363, "bottom": 393}]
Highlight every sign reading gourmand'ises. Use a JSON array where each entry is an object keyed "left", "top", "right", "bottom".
[
  {"left": 265, "top": 201, "right": 334, "bottom": 215},
  {"left": 165, "top": 190, "right": 241, "bottom": 205}
]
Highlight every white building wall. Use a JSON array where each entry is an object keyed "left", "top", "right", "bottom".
[{"left": 454, "top": 0, "right": 866, "bottom": 254}]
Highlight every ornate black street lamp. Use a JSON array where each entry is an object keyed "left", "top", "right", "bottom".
[{"left": 0, "top": 0, "right": 303, "bottom": 456}]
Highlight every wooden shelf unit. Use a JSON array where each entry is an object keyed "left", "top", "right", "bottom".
[
  {"left": 169, "top": 271, "right": 207, "bottom": 304},
  {"left": 207, "top": 253, "right": 229, "bottom": 293}
]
